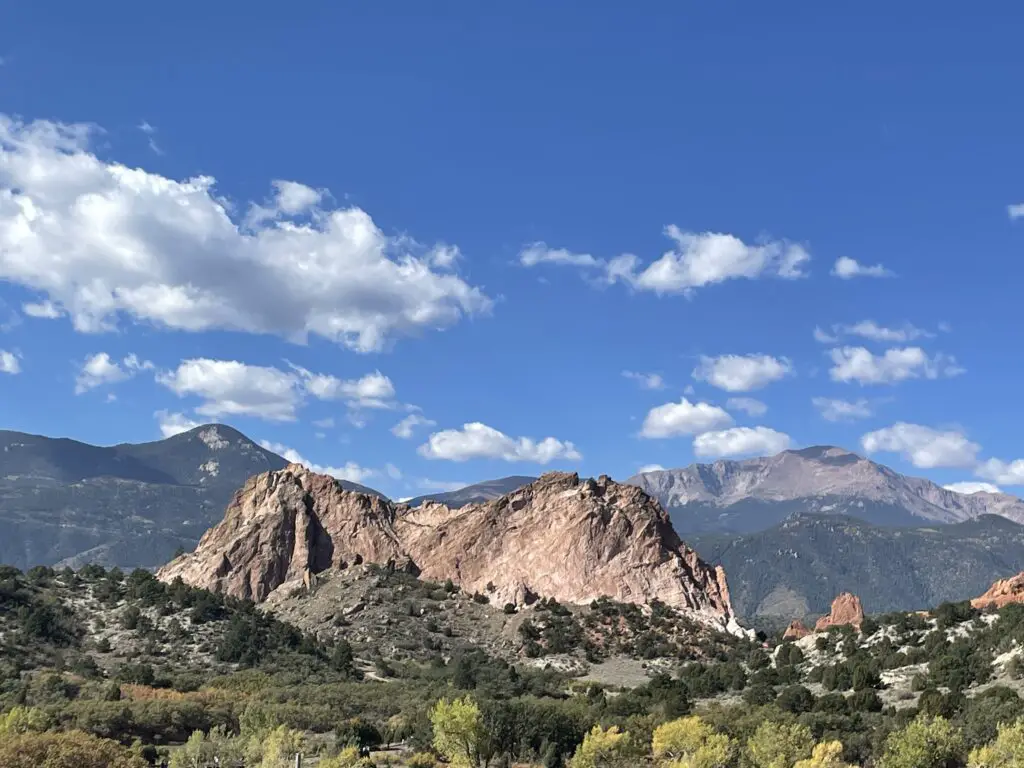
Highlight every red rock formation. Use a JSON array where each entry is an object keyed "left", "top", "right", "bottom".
[
  {"left": 158, "top": 467, "right": 745, "bottom": 633},
  {"left": 813, "top": 592, "right": 865, "bottom": 632},
  {"left": 972, "top": 572, "right": 1024, "bottom": 609},
  {"left": 783, "top": 620, "right": 811, "bottom": 640}
]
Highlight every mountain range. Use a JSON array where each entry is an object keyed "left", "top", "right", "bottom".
[
  {"left": 627, "top": 445, "right": 1024, "bottom": 535},
  {"left": 690, "top": 512, "right": 1024, "bottom": 621},
  {"left": 5, "top": 425, "right": 1024, "bottom": 621},
  {"left": 0, "top": 425, "right": 381, "bottom": 570},
  {"left": 404, "top": 476, "right": 537, "bottom": 508}
]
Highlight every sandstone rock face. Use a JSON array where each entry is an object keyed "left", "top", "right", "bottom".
[
  {"left": 157, "top": 465, "right": 407, "bottom": 602},
  {"left": 158, "top": 467, "right": 744, "bottom": 633},
  {"left": 783, "top": 620, "right": 811, "bottom": 640},
  {"left": 972, "top": 572, "right": 1024, "bottom": 609},
  {"left": 813, "top": 592, "right": 864, "bottom": 632}
]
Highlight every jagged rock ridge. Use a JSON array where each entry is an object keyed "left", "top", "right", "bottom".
[{"left": 158, "top": 466, "right": 745, "bottom": 634}]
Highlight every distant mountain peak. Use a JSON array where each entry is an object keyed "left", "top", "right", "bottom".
[
  {"left": 786, "top": 445, "right": 860, "bottom": 462},
  {"left": 627, "top": 445, "right": 1024, "bottom": 534}
]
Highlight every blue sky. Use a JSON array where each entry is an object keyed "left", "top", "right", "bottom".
[{"left": 1, "top": 2, "right": 1022, "bottom": 499}]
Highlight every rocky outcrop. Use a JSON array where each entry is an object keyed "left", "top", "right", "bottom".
[
  {"left": 814, "top": 592, "right": 864, "bottom": 632},
  {"left": 972, "top": 572, "right": 1024, "bottom": 609},
  {"left": 783, "top": 620, "right": 811, "bottom": 640},
  {"left": 158, "top": 467, "right": 745, "bottom": 634},
  {"left": 158, "top": 465, "right": 407, "bottom": 602}
]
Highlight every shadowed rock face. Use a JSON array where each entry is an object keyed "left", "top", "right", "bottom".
[
  {"left": 158, "top": 467, "right": 744, "bottom": 633},
  {"left": 972, "top": 572, "right": 1024, "bottom": 609}
]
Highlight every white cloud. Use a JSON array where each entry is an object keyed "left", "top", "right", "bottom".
[
  {"left": 610, "top": 226, "right": 809, "bottom": 295},
  {"left": 1008, "top": 204, "right": 1024, "bottom": 220},
  {"left": 944, "top": 481, "right": 1001, "bottom": 495},
  {"left": 418, "top": 422, "right": 581, "bottom": 464},
  {"left": 297, "top": 368, "right": 397, "bottom": 409},
  {"left": 22, "top": 301, "right": 62, "bottom": 319},
  {"left": 157, "top": 359, "right": 302, "bottom": 421},
  {"left": 519, "top": 227, "right": 809, "bottom": 295},
  {"left": 726, "top": 397, "right": 768, "bottom": 417},
  {"left": 693, "top": 426, "right": 792, "bottom": 458},
  {"left": 640, "top": 397, "right": 733, "bottom": 439},
  {"left": 976, "top": 458, "right": 1024, "bottom": 486},
  {"left": 75, "top": 352, "right": 152, "bottom": 393},
  {"left": 156, "top": 358, "right": 398, "bottom": 422},
  {"left": 839, "top": 320, "right": 930, "bottom": 343},
  {"left": 519, "top": 243, "right": 599, "bottom": 268},
  {"left": 637, "top": 463, "right": 666, "bottom": 474},
  {"left": 812, "top": 397, "right": 873, "bottom": 422},
  {"left": 828, "top": 346, "right": 963, "bottom": 385},
  {"left": 622, "top": 370, "right": 665, "bottom": 390},
  {"left": 385, "top": 463, "right": 403, "bottom": 480},
  {"left": 155, "top": 410, "right": 201, "bottom": 438},
  {"left": 259, "top": 440, "right": 376, "bottom": 484},
  {"left": 860, "top": 422, "right": 980, "bottom": 469},
  {"left": 391, "top": 413, "right": 437, "bottom": 439},
  {"left": 312, "top": 417, "right": 335, "bottom": 429},
  {"left": 693, "top": 354, "right": 792, "bottom": 392},
  {"left": 831, "top": 256, "right": 894, "bottom": 279},
  {"left": 0, "top": 115, "right": 491, "bottom": 353},
  {"left": 0, "top": 350, "right": 20, "bottom": 374}
]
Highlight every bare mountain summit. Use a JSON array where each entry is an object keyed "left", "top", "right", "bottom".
[
  {"left": 629, "top": 445, "right": 1024, "bottom": 534},
  {"left": 158, "top": 465, "right": 745, "bottom": 634}
]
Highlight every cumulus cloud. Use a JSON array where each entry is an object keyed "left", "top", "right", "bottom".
[
  {"left": 622, "top": 370, "right": 665, "bottom": 390},
  {"left": 692, "top": 426, "right": 792, "bottom": 458},
  {"left": 860, "top": 423, "right": 980, "bottom": 469},
  {"left": 693, "top": 354, "right": 792, "bottom": 392},
  {"left": 75, "top": 352, "right": 152, "bottom": 393},
  {"left": 0, "top": 115, "right": 491, "bottom": 353},
  {"left": 828, "top": 346, "right": 963, "bottom": 385},
  {"left": 976, "top": 458, "right": 1024, "bottom": 486},
  {"left": 156, "top": 358, "right": 402, "bottom": 423},
  {"left": 259, "top": 440, "right": 376, "bottom": 484},
  {"left": 157, "top": 359, "right": 303, "bottom": 421},
  {"left": 391, "top": 413, "right": 437, "bottom": 439},
  {"left": 831, "top": 256, "right": 894, "bottom": 279},
  {"left": 312, "top": 417, "right": 335, "bottom": 429},
  {"left": 22, "top": 301, "right": 62, "bottom": 319},
  {"left": 725, "top": 397, "right": 768, "bottom": 417},
  {"left": 637, "top": 463, "right": 666, "bottom": 474},
  {"left": 519, "top": 226, "right": 810, "bottom": 295},
  {"left": 640, "top": 398, "right": 733, "bottom": 439},
  {"left": 418, "top": 422, "right": 581, "bottom": 463},
  {"left": 0, "top": 350, "right": 20, "bottom": 374},
  {"left": 610, "top": 227, "right": 810, "bottom": 294},
  {"left": 1008, "top": 204, "right": 1024, "bottom": 220},
  {"left": 944, "top": 481, "right": 1001, "bottom": 495},
  {"left": 812, "top": 397, "right": 873, "bottom": 422},
  {"left": 155, "top": 410, "right": 202, "bottom": 438},
  {"left": 296, "top": 368, "right": 397, "bottom": 409}
]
